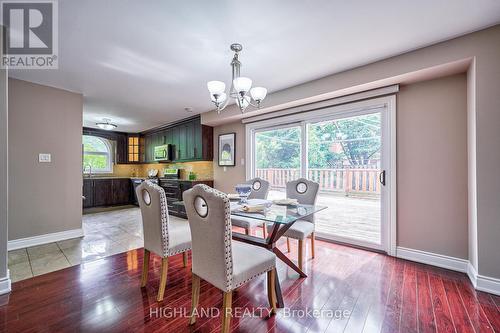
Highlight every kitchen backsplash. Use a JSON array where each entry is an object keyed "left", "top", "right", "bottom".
[{"left": 111, "top": 161, "right": 214, "bottom": 180}]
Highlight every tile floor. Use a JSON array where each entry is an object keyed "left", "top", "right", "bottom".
[{"left": 7, "top": 206, "right": 173, "bottom": 282}]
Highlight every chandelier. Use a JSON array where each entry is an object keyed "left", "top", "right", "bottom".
[{"left": 207, "top": 43, "right": 267, "bottom": 113}]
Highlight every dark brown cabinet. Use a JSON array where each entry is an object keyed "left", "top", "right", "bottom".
[
  {"left": 159, "top": 179, "right": 213, "bottom": 218},
  {"left": 142, "top": 115, "right": 213, "bottom": 163},
  {"left": 83, "top": 179, "right": 94, "bottom": 208},
  {"left": 93, "top": 179, "right": 113, "bottom": 206},
  {"left": 112, "top": 179, "right": 131, "bottom": 205},
  {"left": 82, "top": 178, "right": 132, "bottom": 208}
]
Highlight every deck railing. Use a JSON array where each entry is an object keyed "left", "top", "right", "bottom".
[{"left": 255, "top": 167, "right": 381, "bottom": 194}]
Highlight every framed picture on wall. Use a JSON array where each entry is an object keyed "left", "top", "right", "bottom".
[{"left": 218, "top": 133, "right": 236, "bottom": 166}]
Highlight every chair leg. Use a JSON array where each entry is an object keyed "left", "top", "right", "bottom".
[
  {"left": 311, "top": 232, "right": 315, "bottom": 259},
  {"left": 245, "top": 228, "right": 250, "bottom": 235},
  {"left": 189, "top": 274, "right": 201, "bottom": 325},
  {"left": 183, "top": 252, "right": 188, "bottom": 267},
  {"left": 298, "top": 240, "right": 304, "bottom": 271},
  {"left": 262, "top": 224, "right": 267, "bottom": 239},
  {"left": 222, "top": 291, "right": 233, "bottom": 333},
  {"left": 157, "top": 257, "right": 168, "bottom": 302},
  {"left": 141, "top": 249, "right": 150, "bottom": 287},
  {"left": 287, "top": 238, "right": 291, "bottom": 252},
  {"left": 267, "top": 268, "right": 277, "bottom": 315}
]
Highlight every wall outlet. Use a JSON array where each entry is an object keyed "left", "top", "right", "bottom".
[
  {"left": 38, "top": 153, "right": 51, "bottom": 163},
  {"left": 223, "top": 166, "right": 227, "bottom": 172}
]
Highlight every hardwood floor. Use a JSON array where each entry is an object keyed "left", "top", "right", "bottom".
[{"left": 0, "top": 238, "right": 498, "bottom": 333}]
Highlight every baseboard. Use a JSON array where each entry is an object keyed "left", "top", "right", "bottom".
[
  {"left": 467, "top": 262, "right": 500, "bottom": 295},
  {"left": 467, "top": 262, "right": 478, "bottom": 287},
  {"left": 8, "top": 228, "right": 84, "bottom": 251},
  {"left": 397, "top": 247, "right": 500, "bottom": 296},
  {"left": 0, "top": 270, "right": 11, "bottom": 295},
  {"left": 396, "top": 246, "right": 468, "bottom": 272}
]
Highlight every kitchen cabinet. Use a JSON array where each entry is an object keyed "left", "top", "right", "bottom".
[
  {"left": 112, "top": 179, "right": 131, "bottom": 205},
  {"left": 159, "top": 179, "right": 214, "bottom": 218},
  {"left": 142, "top": 116, "right": 213, "bottom": 163},
  {"left": 83, "top": 179, "right": 94, "bottom": 208},
  {"left": 82, "top": 178, "right": 132, "bottom": 208},
  {"left": 93, "top": 179, "right": 113, "bottom": 206}
]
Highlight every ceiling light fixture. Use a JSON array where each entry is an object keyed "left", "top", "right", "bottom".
[
  {"left": 207, "top": 43, "right": 267, "bottom": 114},
  {"left": 96, "top": 118, "right": 117, "bottom": 130}
]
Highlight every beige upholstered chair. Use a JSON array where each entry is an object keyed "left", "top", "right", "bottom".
[
  {"left": 231, "top": 177, "right": 270, "bottom": 237},
  {"left": 136, "top": 181, "right": 192, "bottom": 302},
  {"left": 269, "top": 178, "right": 319, "bottom": 271},
  {"left": 183, "top": 184, "right": 277, "bottom": 333}
]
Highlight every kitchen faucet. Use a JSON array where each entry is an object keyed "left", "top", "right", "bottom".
[{"left": 84, "top": 164, "right": 93, "bottom": 178}]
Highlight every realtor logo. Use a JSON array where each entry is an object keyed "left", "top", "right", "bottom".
[{"left": 1, "top": 0, "right": 58, "bottom": 68}]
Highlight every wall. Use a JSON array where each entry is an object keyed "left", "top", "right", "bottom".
[
  {"left": 213, "top": 121, "right": 246, "bottom": 193},
  {"left": 8, "top": 79, "right": 83, "bottom": 240},
  {"left": 397, "top": 74, "right": 468, "bottom": 259},
  {"left": 212, "top": 74, "right": 469, "bottom": 259},
  {"left": 205, "top": 25, "right": 500, "bottom": 279},
  {"left": 0, "top": 63, "right": 10, "bottom": 294}
]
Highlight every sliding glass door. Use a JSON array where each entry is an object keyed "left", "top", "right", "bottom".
[
  {"left": 248, "top": 98, "right": 394, "bottom": 252},
  {"left": 306, "top": 112, "right": 383, "bottom": 248},
  {"left": 254, "top": 125, "right": 302, "bottom": 200}
]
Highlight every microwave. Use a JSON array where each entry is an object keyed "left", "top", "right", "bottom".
[{"left": 154, "top": 144, "right": 172, "bottom": 161}]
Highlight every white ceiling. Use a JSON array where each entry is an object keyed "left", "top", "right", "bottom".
[{"left": 9, "top": 0, "right": 500, "bottom": 132}]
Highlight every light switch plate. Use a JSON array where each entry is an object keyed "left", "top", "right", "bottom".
[
  {"left": 38, "top": 153, "right": 51, "bottom": 163},
  {"left": 241, "top": 158, "right": 245, "bottom": 166}
]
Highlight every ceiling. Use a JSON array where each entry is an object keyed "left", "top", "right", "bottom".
[{"left": 9, "top": 0, "right": 500, "bottom": 132}]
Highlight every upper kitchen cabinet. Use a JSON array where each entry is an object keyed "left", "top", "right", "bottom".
[
  {"left": 143, "top": 115, "right": 213, "bottom": 163},
  {"left": 127, "top": 134, "right": 142, "bottom": 163}
]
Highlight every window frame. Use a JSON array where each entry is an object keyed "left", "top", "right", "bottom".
[{"left": 82, "top": 135, "right": 113, "bottom": 174}]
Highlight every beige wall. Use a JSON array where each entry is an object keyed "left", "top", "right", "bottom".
[
  {"left": 0, "top": 67, "right": 8, "bottom": 290},
  {"left": 213, "top": 122, "right": 246, "bottom": 193},
  {"left": 212, "top": 74, "right": 469, "bottom": 259},
  {"left": 8, "top": 79, "right": 83, "bottom": 240},
  {"left": 397, "top": 74, "right": 468, "bottom": 259},
  {"left": 206, "top": 25, "right": 500, "bottom": 279}
]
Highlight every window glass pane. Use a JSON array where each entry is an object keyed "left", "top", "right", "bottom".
[
  {"left": 133, "top": 146, "right": 139, "bottom": 154},
  {"left": 83, "top": 154, "right": 109, "bottom": 170},
  {"left": 83, "top": 135, "right": 112, "bottom": 172},
  {"left": 128, "top": 137, "right": 134, "bottom": 145},
  {"left": 255, "top": 126, "right": 302, "bottom": 199},
  {"left": 83, "top": 135, "right": 108, "bottom": 152}
]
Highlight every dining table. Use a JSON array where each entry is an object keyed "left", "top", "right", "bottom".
[{"left": 174, "top": 198, "right": 327, "bottom": 308}]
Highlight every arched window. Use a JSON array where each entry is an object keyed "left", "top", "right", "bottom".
[{"left": 83, "top": 135, "right": 113, "bottom": 173}]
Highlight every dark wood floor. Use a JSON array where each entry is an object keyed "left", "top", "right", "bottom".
[{"left": 1, "top": 237, "right": 499, "bottom": 333}]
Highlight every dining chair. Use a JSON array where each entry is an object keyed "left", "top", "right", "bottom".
[
  {"left": 231, "top": 177, "right": 270, "bottom": 237},
  {"left": 136, "top": 180, "right": 192, "bottom": 302},
  {"left": 183, "top": 184, "right": 277, "bottom": 333},
  {"left": 270, "top": 178, "right": 319, "bottom": 271}
]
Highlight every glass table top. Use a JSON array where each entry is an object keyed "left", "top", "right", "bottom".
[{"left": 173, "top": 199, "right": 327, "bottom": 225}]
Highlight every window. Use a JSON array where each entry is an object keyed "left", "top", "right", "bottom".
[{"left": 83, "top": 135, "right": 113, "bottom": 173}]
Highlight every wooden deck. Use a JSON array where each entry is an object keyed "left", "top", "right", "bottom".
[{"left": 268, "top": 190, "right": 381, "bottom": 244}]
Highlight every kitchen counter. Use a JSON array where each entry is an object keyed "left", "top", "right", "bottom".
[{"left": 83, "top": 176, "right": 214, "bottom": 182}]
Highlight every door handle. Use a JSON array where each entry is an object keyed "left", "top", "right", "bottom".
[{"left": 379, "top": 170, "right": 386, "bottom": 186}]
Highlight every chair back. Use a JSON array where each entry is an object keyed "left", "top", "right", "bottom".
[
  {"left": 183, "top": 184, "right": 234, "bottom": 292},
  {"left": 286, "top": 178, "right": 320, "bottom": 223},
  {"left": 136, "top": 181, "right": 169, "bottom": 257},
  {"left": 247, "top": 177, "right": 270, "bottom": 200}
]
